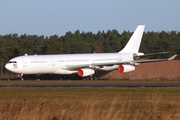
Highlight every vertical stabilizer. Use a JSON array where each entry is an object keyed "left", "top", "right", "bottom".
[{"left": 119, "top": 25, "right": 145, "bottom": 53}]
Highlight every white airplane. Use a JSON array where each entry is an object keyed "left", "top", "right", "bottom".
[{"left": 5, "top": 25, "right": 177, "bottom": 78}]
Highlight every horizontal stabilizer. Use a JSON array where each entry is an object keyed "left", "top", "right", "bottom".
[
  {"left": 133, "top": 54, "right": 177, "bottom": 64},
  {"left": 134, "top": 52, "right": 168, "bottom": 58}
]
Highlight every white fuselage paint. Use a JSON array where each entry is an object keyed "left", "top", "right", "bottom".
[
  {"left": 5, "top": 25, "right": 146, "bottom": 77},
  {"left": 5, "top": 53, "right": 134, "bottom": 75}
]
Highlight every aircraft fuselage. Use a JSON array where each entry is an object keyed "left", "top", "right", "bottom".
[{"left": 5, "top": 53, "right": 134, "bottom": 75}]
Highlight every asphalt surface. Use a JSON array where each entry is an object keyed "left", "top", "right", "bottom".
[{"left": 1, "top": 83, "right": 180, "bottom": 87}]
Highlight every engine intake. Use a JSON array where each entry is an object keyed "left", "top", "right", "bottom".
[
  {"left": 78, "top": 68, "right": 95, "bottom": 77},
  {"left": 118, "top": 65, "right": 135, "bottom": 73}
]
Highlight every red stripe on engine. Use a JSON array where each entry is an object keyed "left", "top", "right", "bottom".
[
  {"left": 118, "top": 65, "right": 124, "bottom": 73},
  {"left": 78, "top": 69, "right": 83, "bottom": 76}
]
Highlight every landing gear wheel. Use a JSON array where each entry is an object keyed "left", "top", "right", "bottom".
[{"left": 18, "top": 73, "right": 24, "bottom": 80}]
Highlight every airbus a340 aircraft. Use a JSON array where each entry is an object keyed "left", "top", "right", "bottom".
[{"left": 5, "top": 25, "right": 177, "bottom": 78}]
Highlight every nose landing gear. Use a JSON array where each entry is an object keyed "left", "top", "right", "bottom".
[{"left": 18, "top": 73, "right": 24, "bottom": 80}]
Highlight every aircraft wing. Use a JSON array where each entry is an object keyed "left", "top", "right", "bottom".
[
  {"left": 63, "top": 63, "right": 92, "bottom": 70},
  {"left": 93, "top": 54, "right": 177, "bottom": 65},
  {"left": 64, "top": 54, "right": 177, "bottom": 70}
]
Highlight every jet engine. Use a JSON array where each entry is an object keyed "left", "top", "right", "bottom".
[
  {"left": 78, "top": 68, "right": 95, "bottom": 77},
  {"left": 118, "top": 65, "right": 135, "bottom": 73}
]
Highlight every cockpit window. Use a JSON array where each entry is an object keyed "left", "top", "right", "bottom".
[{"left": 8, "top": 61, "right": 17, "bottom": 63}]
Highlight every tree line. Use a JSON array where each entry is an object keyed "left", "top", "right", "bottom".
[{"left": 0, "top": 30, "right": 180, "bottom": 74}]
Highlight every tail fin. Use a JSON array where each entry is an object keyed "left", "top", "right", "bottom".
[{"left": 119, "top": 25, "right": 145, "bottom": 53}]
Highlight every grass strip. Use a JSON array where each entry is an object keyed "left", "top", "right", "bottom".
[{"left": 0, "top": 87, "right": 180, "bottom": 120}]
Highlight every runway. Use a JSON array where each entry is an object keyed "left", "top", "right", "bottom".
[{"left": 1, "top": 82, "right": 180, "bottom": 87}]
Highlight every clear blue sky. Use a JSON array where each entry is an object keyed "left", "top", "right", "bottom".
[{"left": 0, "top": 0, "right": 180, "bottom": 36}]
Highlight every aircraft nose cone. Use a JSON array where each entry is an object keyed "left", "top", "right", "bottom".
[{"left": 5, "top": 63, "right": 11, "bottom": 71}]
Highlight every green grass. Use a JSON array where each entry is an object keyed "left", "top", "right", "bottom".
[{"left": 0, "top": 87, "right": 180, "bottom": 120}]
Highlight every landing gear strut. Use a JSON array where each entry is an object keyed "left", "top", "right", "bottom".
[{"left": 18, "top": 73, "right": 23, "bottom": 80}]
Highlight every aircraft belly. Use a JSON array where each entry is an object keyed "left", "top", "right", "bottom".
[
  {"left": 53, "top": 69, "right": 77, "bottom": 74},
  {"left": 97, "top": 65, "right": 119, "bottom": 71}
]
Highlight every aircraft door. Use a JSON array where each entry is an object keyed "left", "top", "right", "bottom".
[
  {"left": 23, "top": 59, "right": 28, "bottom": 68},
  {"left": 51, "top": 59, "right": 55, "bottom": 67},
  {"left": 22, "top": 58, "right": 31, "bottom": 73},
  {"left": 91, "top": 56, "right": 95, "bottom": 64}
]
